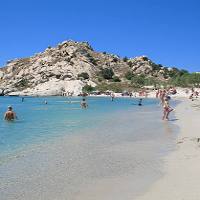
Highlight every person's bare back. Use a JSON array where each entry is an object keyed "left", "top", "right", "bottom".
[{"left": 4, "top": 106, "right": 17, "bottom": 121}]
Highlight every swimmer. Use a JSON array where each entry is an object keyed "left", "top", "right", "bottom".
[
  {"left": 4, "top": 106, "right": 17, "bottom": 121},
  {"left": 81, "top": 98, "right": 88, "bottom": 109},
  {"left": 21, "top": 97, "right": 24, "bottom": 102},
  {"left": 138, "top": 98, "right": 143, "bottom": 106},
  {"left": 44, "top": 100, "right": 48, "bottom": 104}
]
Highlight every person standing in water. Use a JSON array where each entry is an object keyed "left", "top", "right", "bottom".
[
  {"left": 4, "top": 106, "right": 17, "bottom": 121},
  {"left": 162, "top": 96, "right": 173, "bottom": 120},
  {"left": 81, "top": 98, "right": 88, "bottom": 109},
  {"left": 111, "top": 93, "right": 115, "bottom": 101},
  {"left": 80, "top": 93, "right": 88, "bottom": 109}
]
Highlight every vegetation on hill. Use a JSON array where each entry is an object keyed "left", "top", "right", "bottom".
[{"left": 0, "top": 40, "right": 199, "bottom": 96}]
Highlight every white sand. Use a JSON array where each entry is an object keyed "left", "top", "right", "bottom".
[
  {"left": 1, "top": 96, "right": 200, "bottom": 200},
  {"left": 137, "top": 98, "right": 200, "bottom": 200}
]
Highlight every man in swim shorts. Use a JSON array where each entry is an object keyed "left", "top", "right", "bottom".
[{"left": 4, "top": 106, "right": 17, "bottom": 121}]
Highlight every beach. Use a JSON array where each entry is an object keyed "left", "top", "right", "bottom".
[
  {"left": 0, "top": 96, "right": 177, "bottom": 200},
  {"left": 0, "top": 0, "right": 199, "bottom": 198},
  {"left": 137, "top": 97, "right": 200, "bottom": 200},
  {"left": 0, "top": 96, "right": 200, "bottom": 200}
]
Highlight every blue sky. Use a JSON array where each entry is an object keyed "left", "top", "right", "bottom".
[{"left": 0, "top": 0, "right": 199, "bottom": 72}]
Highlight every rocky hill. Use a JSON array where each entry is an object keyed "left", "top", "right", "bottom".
[{"left": 0, "top": 40, "right": 181, "bottom": 96}]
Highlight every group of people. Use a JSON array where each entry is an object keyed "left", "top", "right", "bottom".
[
  {"left": 188, "top": 88, "right": 199, "bottom": 101},
  {"left": 3, "top": 88, "right": 176, "bottom": 122}
]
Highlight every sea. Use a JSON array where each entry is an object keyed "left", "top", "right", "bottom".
[{"left": 0, "top": 96, "right": 178, "bottom": 200}]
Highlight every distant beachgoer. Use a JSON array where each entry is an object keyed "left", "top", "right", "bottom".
[
  {"left": 160, "top": 90, "right": 166, "bottom": 106},
  {"left": 195, "top": 91, "right": 199, "bottom": 98},
  {"left": 111, "top": 93, "right": 115, "bottom": 101},
  {"left": 189, "top": 93, "right": 194, "bottom": 101},
  {"left": 134, "top": 92, "right": 137, "bottom": 97},
  {"left": 162, "top": 97, "right": 173, "bottom": 120},
  {"left": 4, "top": 106, "right": 17, "bottom": 121},
  {"left": 21, "top": 97, "right": 24, "bottom": 102},
  {"left": 129, "top": 92, "right": 133, "bottom": 98},
  {"left": 145, "top": 91, "right": 148, "bottom": 98},
  {"left": 44, "top": 100, "right": 48, "bottom": 104},
  {"left": 81, "top": 98, "right": 88, "bottom": 109},
  {"left": 156, "top": 90, "right": 159, "bottom": 98},
  {"left": 138, "top": 98, "right": 143, "bottom": 106}
]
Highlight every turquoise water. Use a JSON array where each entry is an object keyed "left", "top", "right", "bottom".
[
  {"left": 0, "top": 96, "right": 158, "bottom": 158},
  {"left": 0, "top": 96, "right": 179, "bottom": 200}
]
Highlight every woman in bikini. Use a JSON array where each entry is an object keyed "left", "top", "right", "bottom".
[{"left": 162, "top": 97, "right": 173, "bottom": 120}]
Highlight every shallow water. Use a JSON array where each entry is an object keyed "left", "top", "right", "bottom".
[
  {"left": 0, "top": 96, "right": 161, "bottom": 157},
  {"left": 0, "top": 96, "right": 178, "bottom": 200}
]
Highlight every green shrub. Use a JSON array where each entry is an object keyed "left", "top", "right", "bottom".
[
  {"left": 78, "top": 72, "right": 89, "bottom": 80},
  {"left": 131, "top": 75, "right": 145, "bottom": 87},
  {"left": 89, "top": 57, "right": 97, "bottom": 65},
  {"left": 125, "top": 71, "right": 134, "bottom": 80},
  {"left": 151, "top": 63, "right": 161, "bottom": 71},
  {"left": 96, "top": 83, "right": 123, "bottom": 93},
  {"left": 14, "top": 78, "right": 29, "bottom": 88},
  {"left": 113, "top": 57, "right": 118, "bottom": 62},
  {"left": 97, "top": 77, "right": 103, "bottom": 82},
  {"left": 127, "top": 61, "right": 132, "bottom": 67},
  {"left": 113, "top": 76, "right": 121, "bottom": 82},
  {"left": 82, "top": 84, "right": 95, "bottom": 93},
  {"left": 123, "top": 56, "right": 129, "bottom": 62},
  {"left": 101, "top": 68, "right": 114, "bottom": 79}
]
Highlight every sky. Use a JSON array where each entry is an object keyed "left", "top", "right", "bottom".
[{"left": 0, "top": 0, "right": 200, "bottom": 72}]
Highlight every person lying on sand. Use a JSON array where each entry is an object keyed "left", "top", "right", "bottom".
[{"left": 4, "top": 106, "right": 18, "bottom": 121}]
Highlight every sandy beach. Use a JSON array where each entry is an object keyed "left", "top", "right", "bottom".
[
  {"left": 1, "top": 96, "right": 200, "bottom": 200},
  {"left": 136, "top": 97, "right": 200, "bottom": 200},
  {"left": 0, "top": 97, "right": 177, "bottom": 200}
]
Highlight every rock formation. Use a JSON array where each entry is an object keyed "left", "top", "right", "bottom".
[{"left": 0, "top": 40, "right": 178, "bottom": 96}]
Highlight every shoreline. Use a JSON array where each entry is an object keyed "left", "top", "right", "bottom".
[
  {"left": 136, "top": 97, "right": 200, "bottom": 200},
  {"left": 1, "top": 96, "right": 199, "bottom": 199},
  {"left": 0, "top": 97, "right": 178, "bottom": 200}
]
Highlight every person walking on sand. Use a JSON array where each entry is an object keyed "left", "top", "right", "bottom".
[
  {"left": 162, "top": 97, "right": 173, "bottom": 120},
  {"left": 4, "top": 106, "right": 17, "bottom": 121}
]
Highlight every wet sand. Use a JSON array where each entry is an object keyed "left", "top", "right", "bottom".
[{"left": 137, "top": 98, "right": 200, "bottom": 200}]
